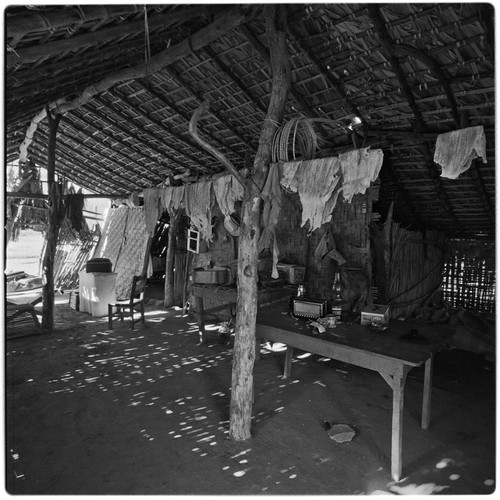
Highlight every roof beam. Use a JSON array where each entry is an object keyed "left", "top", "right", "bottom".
[
  {"left": 18, "top": 6, "right": 256, "bottom": 160},
  {"left": 7, "top": 6, "right": 209, "bottom": 68},
  {"left": 135, "top": 78, "right": 246, "bottom": 160},
  {"left": 104, "top": 90, "right": 212, "bottom": 174},
  {"left": 367, "top": 4, "right": 463, "bottom": 234},
  {"left": 287, "top": 26, "right": 367, "bottom": 125},
  {"left": 239, "top": 24, "right": 330, "bottom": 142},
  {"left": 29, "top": 139, "right": 131, "bottom": 194},
  {"left": 392, "top": 44, "right": 460, "bottom": 126},
  {"left": 72, "top": 102, "right": 189, "bottom": 172},
  {"left": 164, "top": 65, "right": 257, "bottom": 149},
  {"left": 36, "top": 126, "right": 150, "bottom": 191},
  {"left": 6, "top": 5, "right": 142, "bottom": 38},
  {"left": 62, "top": 109, "right": 173, "bottom": 176},
  {"left": 203, "top": 45, "right": 268, "bottom": 115}
]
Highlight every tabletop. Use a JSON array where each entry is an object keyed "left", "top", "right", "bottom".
[{"left": 256, "top": 299, "right": 454, "bottom": 366}]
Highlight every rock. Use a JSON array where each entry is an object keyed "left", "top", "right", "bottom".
[{"left": 327, "top": 424, "right": 355, "bottom": 443}]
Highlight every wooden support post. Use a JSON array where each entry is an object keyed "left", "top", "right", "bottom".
[
  {"left": 41, "top": 110, "right": 62, "bottom": 334},
  {"left": 195, "top": 296, "right": 206, "bottom": 344},
  {"left": 284, "top": 346, "right": 294, "bottom": 378},
  {"left": 229, "top": 5, "right": 290, "bottom": 441},
  {"left": 164, "top": 211, "right": 181, "bottom": 307},
  {"left": 421, "top": 356, "right": 433, "bottom": 430}
]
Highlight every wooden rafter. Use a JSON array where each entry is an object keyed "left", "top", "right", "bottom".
[
  {"left": 71, "top": 104, "right": 179, "bottom": 172},
  {"left": 29, "top": 146, "right": 125, "bottom": 195},
  {"left": 203, "top": 45, "right": 268, "bottom": 115},
  {"left": 392, "top": 44, "right": 460, "bottom": 126},
  {"left": 135, "top": 78, "right": 246, "bottom": 160},
  {"left": 106, "top": 89, "right": 212, "bottom": 174},
  {"left": 34, "top": 128, "right": 137, "bottom": 192},
  {"left": 239, "top": 24, "right": 330, "bottom": 143},
  {"left": 17, "top": 6, "right": 255, "bottom": 159},
  {"left": 164, "top": 65, "right": 257, "bottom": 149},
  {"left": 6, "top": 6, "right": 208, "bottom": 67},
  {"left": 55, "top": 122, "right": 161, "bottom": 182},
  {"left": 6, "top": 5, "right": 143, "bottom": 38},
  {"left": 367, "top": 4, "right": 463, "bottom": 233},
  {"left": 287, "top": 26, "right": 367, "bottom": 125}
]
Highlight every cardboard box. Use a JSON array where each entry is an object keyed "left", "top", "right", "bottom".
[
  {"left": 360, "top": 304, "right": 390, "bottom": 326},
  {"left": 276, "top": 264, "right": 306, "bottom": 284},
  {"left": 192, "top": 267, "right": 227, "bottom": 284}
]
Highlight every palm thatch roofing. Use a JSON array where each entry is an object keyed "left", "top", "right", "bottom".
[{"left": 5, "top": 3, "right": 495, "bottom": 239}]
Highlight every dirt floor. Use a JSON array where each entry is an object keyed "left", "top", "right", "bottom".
[{"left": 5, "top": 284, "right": 496, "bottom": 495}]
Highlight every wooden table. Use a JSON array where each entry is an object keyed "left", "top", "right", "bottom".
[
  {"left": 255, "top": 300, "right": 454, "bottom": 481},
  {"left": 192, "top": 284, "right": 292, "bottom": 343}
]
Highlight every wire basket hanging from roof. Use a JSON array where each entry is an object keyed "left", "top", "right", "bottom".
[{"left": 272, "top": 116, "right": 318, "bottom": 162}]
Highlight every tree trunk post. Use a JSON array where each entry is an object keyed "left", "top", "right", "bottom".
[
  {"left": 164, "top": 211, "right": 181, "bottom": 307},
  {"left": 41, "top": 110, "right": 62, "bottom": 334},
  {"left": 229, "top": 5, "right": 290, "bottom": 441}
]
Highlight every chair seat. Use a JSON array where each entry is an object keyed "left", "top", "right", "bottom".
[{"left": 108, "top": 275, "right": 147, "bottom": 330}]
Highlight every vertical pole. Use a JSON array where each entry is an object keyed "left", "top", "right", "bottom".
[
  {"left": 41, "top": 109, "right": 62, "bottom": 334},
  {"left": 229, "top": 5, "right": 290, "bottom": 441},
  {"left": 390, "top": 365, "right": 408, "bottom": 481},
  {"left": 421, "top": 356, "right": 433, "bottom": 430},
  {"left": 164, "top": 211, "right": 181, "bottom": 307}
]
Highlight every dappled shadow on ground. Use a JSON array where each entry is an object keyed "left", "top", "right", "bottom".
[{"left": 5, "top": 299, "right": 496, "bottom": 494}]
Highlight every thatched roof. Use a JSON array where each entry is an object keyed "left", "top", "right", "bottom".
[{"left": 5, "top": 4, "right": 495, "bottom": 238}]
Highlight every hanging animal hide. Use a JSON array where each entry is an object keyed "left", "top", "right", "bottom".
[
  {"left": 339, "top": 147, "right": 384, "bottom": 203},
  {"left": 434, "top": 125, "right": 487, "bottom": 179},
  {"left": 258, "top": 163, "right": 283, "bottom": 278},
  {"left": 161, "top": 185, "right": 185, "bottom": 216},
  {"left": 184, "top": 181, "right": 214, "bottom": 242},
  {"left": 213, "top": 174, "right": 245, "bottom": 217},
  {"left": 281, "top": 157, "right": 341, "bottom": 232},
  {"left": 143, "top": 187, "right": 162, "bottom": 236}
]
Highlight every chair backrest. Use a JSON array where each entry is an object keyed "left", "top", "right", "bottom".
[{"left": 130, "top": 275, "right": 147, "bottom": 304}]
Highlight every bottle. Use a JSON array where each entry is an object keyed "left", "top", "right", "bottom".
[{"left": 331, "top": 272, "right": 342, "bottom": 319}]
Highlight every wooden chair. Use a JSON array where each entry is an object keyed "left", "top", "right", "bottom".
[
  {"left": 6, "top": 296, "right": 43, "bottom": 339},
  {"left": 108, "top": 275, "right": 147, "bottom": 330}
]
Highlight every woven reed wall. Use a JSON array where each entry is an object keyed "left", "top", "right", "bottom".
[
  {"left": 275, "top": 186, "right": 378, "bottom": 304},
  {"left": 52, "top": 218, "right": 100, "bottom": 290},
  {"left": 442, "top": 239, "right": 495, "bottom": 313},
  {"left": 384, "top": 227, "right": 444, "bottom": 318},
  {"left": 94, "top": 206, "right": 149, "bottom": 300}
]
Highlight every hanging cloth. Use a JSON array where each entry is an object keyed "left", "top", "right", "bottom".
[
  {"left": 184, "top": 181, "right": 214, "bottom": 242},
  {"left": 213, "top": 174, "right": 245, "bottom": 217},
  {"left": 339, "top": 147, "right": 384, "bottom": 203},
  {"left": 434, "top": 125, "right": 487, "bottom": 179},
  {"left": 143, "top": 187, "right": 162, "bottom": 236},
  {"left": 258, "top": 163, "right": 283, "bottom": 278},
  {"left": 281, "top": 157, "right": 341, "bottom": 233},
  {"left": 65, "top": 187, "right": 86, "bottom": 233}
]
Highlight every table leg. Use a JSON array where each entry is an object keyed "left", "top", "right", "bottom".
[
  {"left": 283, "top": 346, "right": 294, "bottom": 378},
  {"left": 391, "top": 377, "right": 404, "bottom": 481},
  {"left": 421, "top": 356, "right": 433, "bottom": 430},
  {"left": 195, "top": 296, "right": 206, "bottom": 344}
]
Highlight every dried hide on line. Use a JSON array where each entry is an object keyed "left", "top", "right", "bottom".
[
  {"left": 281, "top": 157, "right": 341, "bottom": 233},
  {"left": 259, "top": 163, "right": 283, "bottom": 278},
  {"left": 161, "top": 185, "right": 185, "bottom": 216},
  {"left": 184, "top": 181, "right": 214, "bottom": 242},
  {"left": 213, "top": 174, "right": 245, "bottom": 217},
  {"left": 143, "top": 187, "right": 162, "bottom": 236},
  {"left": 314, "top": 226, "right": 346, "bottom": 265},
  {"left": 434, "top": 125, "right": 487, "bottom": 179},
  {"left": 339, "top": 147, "right": 383, "bottom": 203}
]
